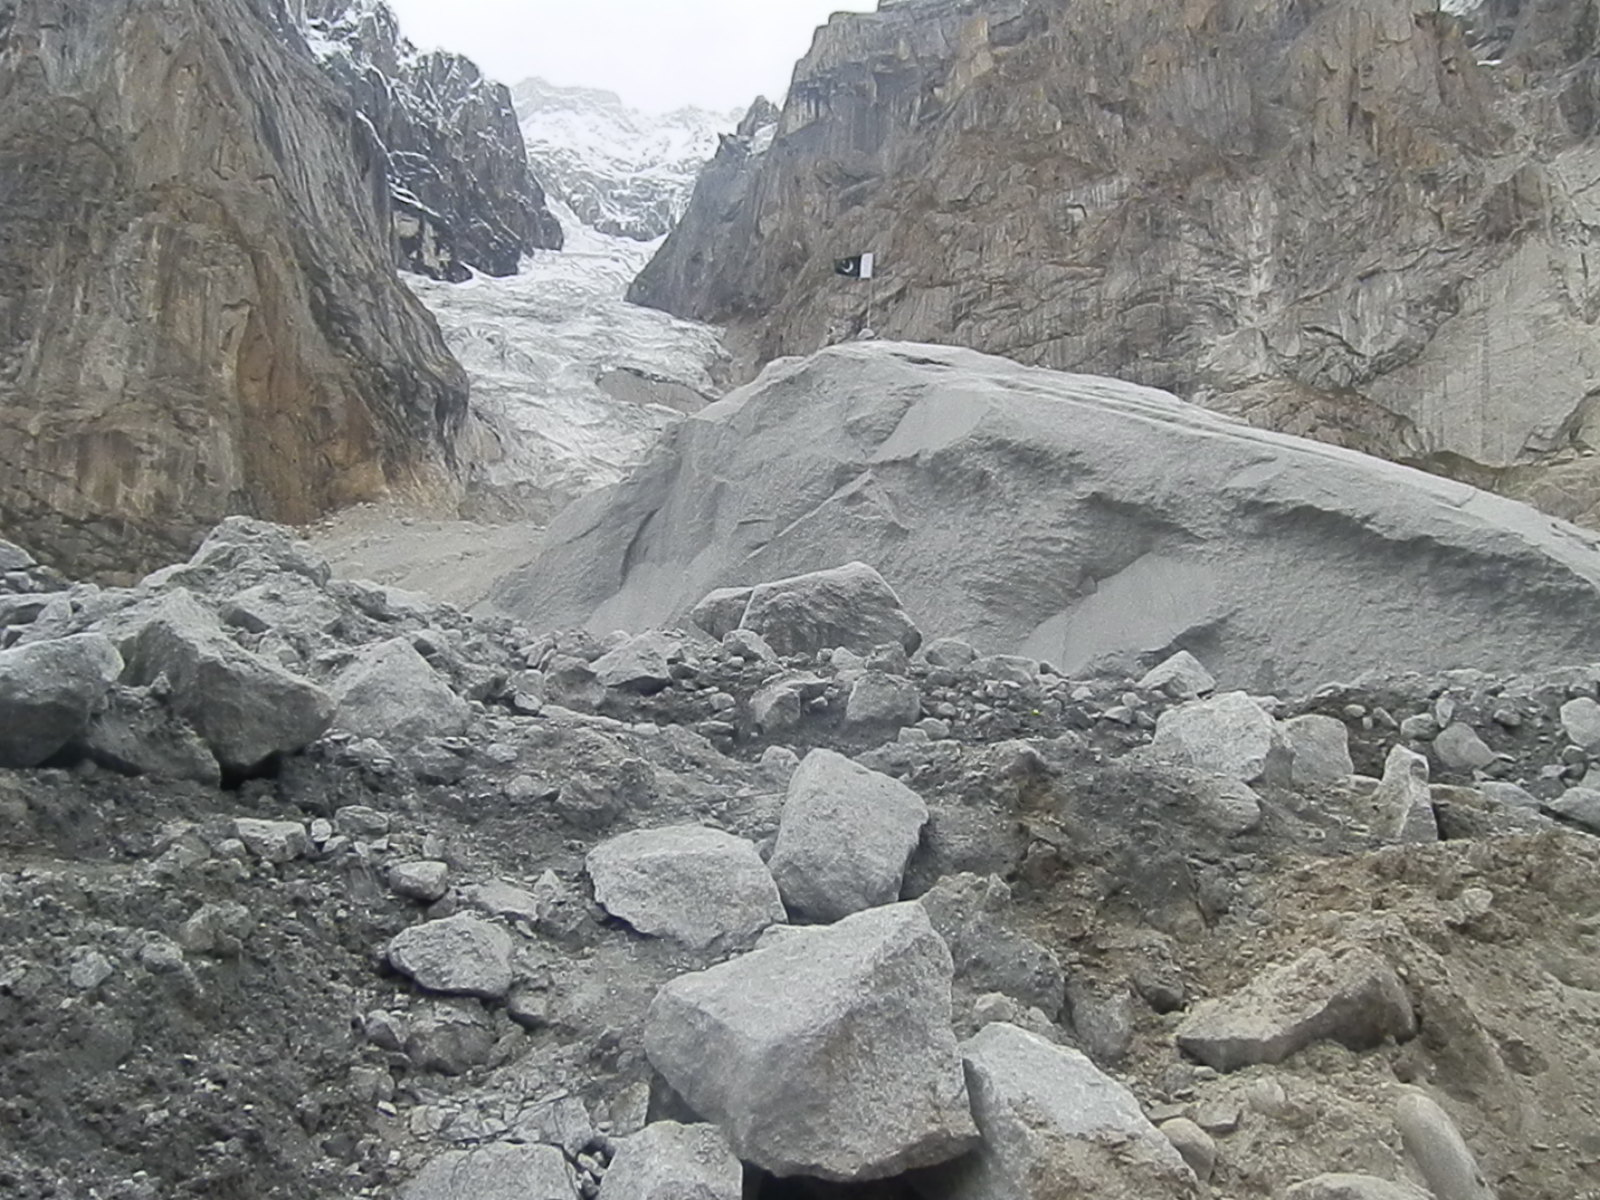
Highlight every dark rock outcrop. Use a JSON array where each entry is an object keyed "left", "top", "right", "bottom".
[
  {"left": 0, "top": 0, "right": 469, "bottom": 578},
  {"left": 302, "top": 1, "right": 562, "bottom": 279},
  {"left": 630, "top": 0, "right": 1600, "bottom": 527}
]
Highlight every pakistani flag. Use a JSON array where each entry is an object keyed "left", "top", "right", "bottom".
[{"left": 834, "top": 252, "right": 875, "bottom": 280}]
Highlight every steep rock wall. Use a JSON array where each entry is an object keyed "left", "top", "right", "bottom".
[
  {"left": 303, "top": 0, "right": 563, "bottom": 279},
  {"left": 0, "top": 0, "right": 470, "bottom": 578},
  {"left": 631, "top": 0, "right": 1600, "bottom": 525}
]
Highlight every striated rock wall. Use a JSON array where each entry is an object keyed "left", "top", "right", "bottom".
[
  {"left": 302, "top": 0, "right": 563, "bottom": 279},
  {"left": 631, "top": 0, "right": 1600, "bottom": 525},
  {"left": 0, "top": 0, "right": 470, "bottom": 579}
]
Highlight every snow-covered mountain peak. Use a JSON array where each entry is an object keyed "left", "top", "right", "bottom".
[{"left": 514, "top": 76, "right": 746, "bottom": 242}]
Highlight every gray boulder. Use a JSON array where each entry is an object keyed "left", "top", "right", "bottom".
[
  {"left": 1433, "top": 723, "right": 1497, "bottom": 772},
  {"left": 917, "top": 1023, "right": 1195, "bottom": 1200},
  {"left": 1560, "top": 696, "right": 1600, "bottom": 751},
  {"left": 1373, "top": 745, "right": 1440, "bottom": 843},
  {"left": 401, "top": 1143, "right": 577, "bottom": 1200},
  {"left": 1282, "top": 714, "right": 1354, "bottom": 788},
  {"left": 233, "top": 818, "right": 310, "bottom": 864},
  {"left": 643, "top": 902, "right": 977, "bottom": 1180},
  {"left": 844, "top": 671, "right": 923, "bottom": 726},
  {"left": 1545, "top": 786, "right": 1600, "bottom": 833},
  {"left": 1176, "top": 945, "right": 1416, "bottom": 1072},
  {"left": 923, "top": 638, "right": 977, "bottom": 668},
  {"left": 330, "top": 638, "right": 470, "bottom": 746},
  {"left": 592, "top": 631, "right": 684, "bottom": 694},
  {"left": 1151, "top": 692, "right": 1290, "bottom": 785},
  {"left": 598, "top": 1122, "right": 741, "bottom": 1200},
  {"left": 387, "top": 913, "right": 514, "bottom": 999},
  {"left": 1395, "top": 1091, "right": 1497, "bottom": 1200},
  {"left": 586, "top": 825, "right": 786, "bottom": 950},
  {"left": 0, "top": 633, "right": 122, "bottom": 767},
  {"left": 120, "top": 590, "right": 334, "bottom": 773},
  {"left": 83, "top": 684, "right": 222, "bottom": 786},
  {"left": 688, "top": 587, "right": 752, "bottom": 639},
  {"left": 1137, "top": 650, "right": 1216, "bottom": 699},
  {"left": 1286, "top": 1177, "right": 1431, "bottom": 1200},
  {"left": 735, "top": 562, "right": 921, "bottom": 658},
  {"left": 768, "top": 748, "right": 929, "bottom": 922},
  {"left": 0, "top": 538, "right": 36, "bottom": 573},
  {"left": 488, "top": 342, "right": 1600, "bottom": 693}
]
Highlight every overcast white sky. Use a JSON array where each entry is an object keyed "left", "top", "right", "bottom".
[{"left": 384, "top": 0, "right": 880, "bottom": 114}]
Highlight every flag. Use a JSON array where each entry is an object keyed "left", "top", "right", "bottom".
[{"left": 834, "top": 252, "right": 875, "bottom": 280}]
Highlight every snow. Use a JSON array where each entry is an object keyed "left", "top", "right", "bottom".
[
  {"left": 514, "top": 77, "right": 743, "bottom": 240},
  {"left": 403, "top": 198, "right": 728, "bottom": 522}
]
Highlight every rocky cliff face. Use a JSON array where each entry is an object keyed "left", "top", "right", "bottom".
[
  {"left": 513, "top": 77, "right": 745, "bottom": 242},
  {"left": 302, "top": 0, "right": 563, "bottom": 279},
  {"left": 631, "top": 0, "right": 1600, "bottom": 526},
  {"left": 0, "top": 0, "right": 469, "bottom": 579}
]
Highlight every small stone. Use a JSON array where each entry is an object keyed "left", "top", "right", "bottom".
[
  {"left": 67, "top": 949, "right": 114, "bottom": 990},
  {"left": 1151, "top": 692, "right": 1290, "bottom": 784},
  {"left": 1286, "top": 1176, "right": 1432, "bottom": 1200},
  {"left": 1560, "top": 696, "right": 1600, "bottom": 751},
  {"left": 1373, "top": 745, "right": 1438, "bottom": 843},
  {"left": 923, "top": 638, "right": 977, "bottom": 669},
  {"left": 387, "top": 913, "right": 514, "bottom": 999},
  {"left": 1137, "top": 651, "right": 1216, "bottom": 700},
  {"left": 232, "top": 818, "right": 310, "bottom": 864},
  {"left": 390, "top": 860, "right": 451, "bottom": 902},
  {"left": 1433, "top": 724, "right": 1496, "bottom": 772},
  {"left": 844, "top": 671, "right": 923, "bottom": 726},
  {"left": 1282, "top": 714, "right": 1354, "bottom": 787},
  {"left": 400, "top": 1142, "right": 577, "bottom": 1200},
  {"left": 1159, "top": 1117, "right": 1216, "bottom": 1181},
  {"left": 1399, "top": 713, "right": 1438, "bottom": 741},
  {"left": 334, "top": 805, "right": 391, "bottom": 838},
  {"left": 1395, "top": 1091, "right": 1496, "bottom": 1200}
]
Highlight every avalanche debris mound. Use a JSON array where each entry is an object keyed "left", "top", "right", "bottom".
[
  {"left": 491, "top": 341, "right": 1600, "bottom": 694},
  {"left": 8, "top": 515, "right": 1600, "bottom": 1198}
]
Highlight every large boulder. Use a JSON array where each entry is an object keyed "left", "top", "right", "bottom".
[
  {"left": 768, "top": 749, "right": 929, "bottom": 922},
  {"left": 1176, "top": 945, "right": 1416, "bottom": 1072},
  {"left": 0, "top": 633, "right": 122, "bottom": 767},
  {"left": 917, "top": 1023, "right": 1196, "bottom": 1200},
  {"left": 120, "top": 591, "right": 335, "bottom": 773},
  {"left": 490, "top": 343, "right": 1600, "bottom": 693},
  {"left": 330, "top": 638, "right": 470, "bottom": 746},
  {"left": 643, "top": 902, "right": 978, "bottom": 1180},
  {"left": 586, "top": 826, "right": 786, "bottom": 950}
]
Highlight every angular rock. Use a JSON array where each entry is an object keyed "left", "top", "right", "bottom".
[
  {"left": 388, "top": 913, "right": 514, "bottom": 999},
  {"left": 1159, "top": 1117, "right": 1216, "bottom": 1182},
  {"left": 1560, "top": 696, "right": 1600, "bottom": 751},
  {"left": 689, "top": 587, "right": 753, "bottom": 640},
  {"left": 1138, "top": 651, "right": 1216, "bottom": 699},
  {"left": 1191, "top": 775, "right": 1264, "bottom": 837},
  {"left": 0, "top": 633, "right": 123, "bottom": 767},
  {"left": 120, "top": 591, "right": 334, "bottom": 773},
  {"left": 1176, "top": 945, "right": 1416, "bottom": 1072},
  {"left": 736, "top": 563, "right": 921, "bottom": 658},
  {"left": 1151, "top": 692, "right": 1289, "bottom": 785},
  {"left": 972, "top": 655, "right": 1040, "bottom": 685},
  {"left": 643, "top": 902, "right": 977, "bottom": 1180},
  {"left": 720, "top": 628, "right": 775, "bottom": 662},
  {"left": 586, "top": 825, "right": 786, "bottom": 950},
  {"left": 1433, "top": 724, "right": 1497, "bottom": 772},
  {"left": 768, "top": 748, "right": 929, "bottom": 922},
  {"left": 1286, "top": 1177, "right": 1432, "bottom": 1200},
  {"left": 401, "top": 1143, "right": 577, "bottom": 1200},
  {"left": 233, "top": 819, "right": 310, "bottom": 864},
  {"left": 1544, "top": 786, "right": 1600, "bottom": 833},
  {"left": 1395, "top": 1092, "right": 1498, "bottom": 1200},
  {"left": 917, "top": 1023, "right": 1194, "bottom": 1200},
  {"left": 390, "top": 861, "right": 451, "bottom": 903},
  {"left": 923, "top": 638, "right": 977, "bottom": 669},
  {"left": 598, "top": 1122, "right": 741, "bottom": 1200},
  {"left": 844, "top": 671, "right": 923, "bottom": 726},
  {"left": 219, "top": 575, "right": 343, "bottom": 640},
  {"left": 918, "top": 873, "right": 1065, "bottom": 1018},
  {"left": 330, "top": 638, "right": 470, "bottom": 746},
  {"left": 83, "top": 684, "right": 222, "bottom": 786},
  {"left": 592, "top": 631, "right": 683, "bottom": 694},
  {"left": 1373, "top": 745, "right": 1440, "bottom": 843},
  {"left": 1283, "top": 714, "right": 1354, "bottom": 788},
  {"left": 492, "top": 343, "right": 1600, "bottom": 693},
  {"left": 405, "top": 1001, "right": 498, "bottom": 1076}
]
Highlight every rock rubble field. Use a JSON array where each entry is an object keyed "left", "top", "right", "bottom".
[{"left": 2, "top": 515, "right": 1599, "bottom": 1198}]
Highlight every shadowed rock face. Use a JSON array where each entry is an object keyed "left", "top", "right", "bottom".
[
  {"left": 0, "top": 0, "right": 469, "bottom": 579},
  {"left": 630, "top": 0, "right": 1600, "bottom": 527},
  {"left": 303, "top": 1, "right": 563, "bottom": 279}
]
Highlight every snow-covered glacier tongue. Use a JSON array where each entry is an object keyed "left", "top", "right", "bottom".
[{"left": 403, "top": 200, "right": 731, "bottom": 525}]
